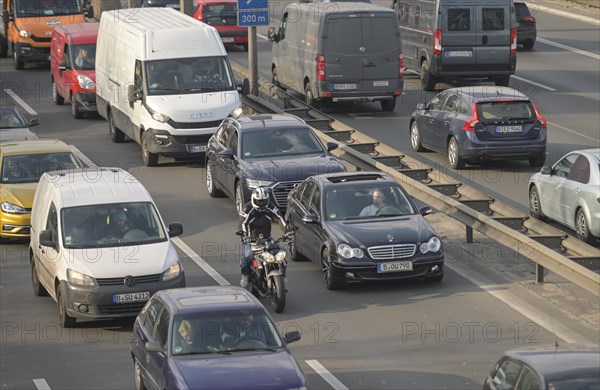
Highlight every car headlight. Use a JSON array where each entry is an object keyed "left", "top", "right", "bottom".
[
  {"left": 77, "top": 75, "right": 95, "bottom": 90},
  {"left": 146, "top": 105, "right": 170, "bottom": 123},
  {"left": 67, "top": 268, "right": 97, "bottom": 287},
  {"left": 420, "top": 236, "right": 441, "bottom": 254},
  {"left": 337, "top": 243, "right": 364, "bottom": 259},
  {"left": 162, "top": 261, "right": 182, "bottom": 281},
  {"left": 1, "top": 201, "right": 29, "bottom": 214},
  {"left": 19, "top": 29, "right": 31, "bottom": 38},
  {"left": 275, "top": 250, "right": 286, "bottom": 262},
  {"left": 246, "top": 179, "right": 273, "bottom": 189}
]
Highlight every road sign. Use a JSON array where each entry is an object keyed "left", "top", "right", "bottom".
[{"left": 237, "top": 0, "right": 269, "bottom": 27}]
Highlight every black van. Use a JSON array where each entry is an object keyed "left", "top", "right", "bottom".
[
  {"left": 391, "top": 0, "right": 517, "bottom": 90},
  {"left": 268, "top": 3, "right": 403, "bottom": 111}
]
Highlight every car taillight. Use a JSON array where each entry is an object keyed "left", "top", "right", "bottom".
[
  {"left": 399, "top": 53, "right": 404, "bottom": 78},
  {"left": 317, "top": 54, "right": 325, "bottom": 81},
  {"left": 523, "top": 15, "right": 536, "bottom": 22},
  {"left": 195, "top": 6, "right": 203, "bottom": 22},
  {"left": 510, "top": 28, "right": 517, "bottom": 55},
  {"left": 461, "top": 103, "right": 479, "bottom": 131},
  {"left": 434, "top": 29, "right": 442, "bottom": 56},
  {"left": 532, "top": 103, "right": 547, "bottom": 129}
]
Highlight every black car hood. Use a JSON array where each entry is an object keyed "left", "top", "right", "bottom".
[
  {"left": 242, "top": 154, "right": 345, "bottom": 182},
  {"left": 326, "top": 215, "right": 436, "bottom": 248}
]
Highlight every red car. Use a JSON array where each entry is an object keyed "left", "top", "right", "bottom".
[
  {"left": 193, "top": 0, "right": 248, "bottom": 51},
  {"left": 50, "top": 22, "right": 98, "bottom": 119}
]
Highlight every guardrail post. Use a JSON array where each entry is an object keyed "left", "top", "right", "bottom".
[
  {"left": 466, "top": 225, "right": 473, "bottom": 243},
  {"left": 536, "top": 263, "right": 545, "bottom": 283}
]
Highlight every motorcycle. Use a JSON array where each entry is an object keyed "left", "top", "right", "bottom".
[{"left": 237, "top": 230, "right": 294, "bottom": 313}]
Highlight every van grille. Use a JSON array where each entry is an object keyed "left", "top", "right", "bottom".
[
  {"left": 30, "top": 35, "right": 51, "bottom": 43},
  {"left": 272, "top": 181, "right": 302, "bottom": 208},
  {"left": 97, "top": 302, "right": 146, "bottom": 315},
  {"left": 96, "top": 274, "right": 162, "bottom": 286},
  {"left": 167, "top": 119, "right": 222, "bottom": 129},
  {"left": 368, "top": 244, "right": 416, "bottom": 260}
]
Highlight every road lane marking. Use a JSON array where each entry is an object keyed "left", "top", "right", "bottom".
[
  {"left": 510, "top": 75, "right": 557, "bottom": 91},
  {"left": 306, "top": 360, "right": 349, "bottom": 390},
  {"left": 538, "top": 38, "right": 600, "bottom": 60},
  {"left": 447, "top": 261, "right": 594, "bottom": 344},
  {"left": 172, "top": 237, "right": 231, "bottom": 286},
  {"left": 531, "top": 3, "right": 600, "bottom": 26},
  {"left": 548, "top": 121, "right": 600, "bottom": 143},
  {"left": 5, "top": 88, "right": 38, "bottom": 116},
  {"left": 33, "top": 379, "right": 51, "bottom": 390}
]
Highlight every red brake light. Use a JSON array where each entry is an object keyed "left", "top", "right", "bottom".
[
  {"left": 251, "top": 259, "right": 259, "bottom": 269},
  {"left": 195, "top": 5, "right": 203, "bottom": 21},
  {"left": 532, "top": 103, "right": 547, "bottom": 129},
  {"left": 510, "top": 28, "right": 517, "bottom": 55},
  {"left": 399, "top": 53, "right": 404, "bottom": 78},
  {"left": 461, "top": 102, "right": 479, "bottom": 131},
  {"left": 523, "top": 15, "right": 536, "bottom": 22},
  {"left": 434, "top": 29, "right": 442, "bottom": 56},
  {"left": 317, "top": 54, "right": 325, "bottom": 81}
]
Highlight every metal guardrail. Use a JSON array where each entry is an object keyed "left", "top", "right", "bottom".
[{"left": 231, "top": 63, "right": 600, "bottom": 296}]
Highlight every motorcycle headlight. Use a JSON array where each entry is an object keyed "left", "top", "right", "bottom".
[
  {"left": 246, "top": 179, "right": 273, "bottom": 189},
  {"left": 67, "top": 268, "right": 97, "bottom": 288},
  {"left": 337, "top": 243, "right": 364, "bottom": 259},
  {"left": 77, "top": 75, "right": 96, "bottom": 90},
  {"left": 162, "top": 261, "right": 182, "bottom": 281},
  {"left": 262, "top": 252, "right": 275, "bottom": 262},
  {"left": 420, "top": 236, "right": 441, "bottom": 254},
  {"left": 1, "top": 201, "right": 29, "bottom": 214},
  {"left": 275, "top": 250, "right": 287, "bottom": 262}
]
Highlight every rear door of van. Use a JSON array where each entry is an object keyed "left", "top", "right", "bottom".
[
  {"left": 476, "top": 4, "right": 512, "bottom": 72},
  {"left": 439, "top": 4, "right": 478, "bottom": 72}
]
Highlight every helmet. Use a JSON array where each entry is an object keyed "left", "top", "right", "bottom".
[{"left": 251, "top": 187, "right": 270, "bottom": 210}]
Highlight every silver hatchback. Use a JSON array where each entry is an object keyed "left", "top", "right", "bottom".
[{"left": 529, "top": 149, "right": 600, "bottom": 244}]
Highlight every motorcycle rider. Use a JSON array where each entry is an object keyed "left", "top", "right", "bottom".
[{"left": 238, "top": 187, "right": 287, "bottom": 288}]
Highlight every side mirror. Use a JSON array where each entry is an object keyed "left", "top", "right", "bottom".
[
  {"left": 219, "top": 149, "right": 235, "bottom": 159},
  {"left": 284, "top": 330, "right": 301, "bottom": 344},
  {"left": 419, "top": 206, "right": 432, "bottom": 216},
  {"left": 168, "top": 223, "right": 183, "bottom": 238},
  {"left": 267, "top": 26, "right": 279, "bottom": 43},
  {"left": 29, "top": 118, "right": 40, "bottom": 127},
  {"left": 416, "top": 102, "right": 426, "bottom": 110},
  {"left": 540, "top": 166, "right": 551, "bottom": 175},
  {"left": 326, "top": 142, "right": 338, "bottom": 152},
  {"left": 144, "top": 341, "right": 164, "bottom": 353},
  {"left": 236, "top": 78, "right": 250, "bottom": 96},
  {"left": 39, "top": 230, "right": 56, "bottom": 248},
  {"left": 302, "top": 214, "right": 318, "bottom": 224},
  {"left": 127, "top": 84, "right": 142, "bottom": 103},
  {"left": 86, "top": 5, "right": 94, "bottom": 19}
]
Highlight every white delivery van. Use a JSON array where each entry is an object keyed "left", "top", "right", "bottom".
[
  {"left": 96, "top": 7, "right": 243, "bottom": 166},
  {"left": 30, "top": 167, "right": 186, "bottom": 327}
]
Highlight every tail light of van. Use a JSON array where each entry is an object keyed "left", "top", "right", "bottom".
[
  {"left": 195, "top": 5, "right": 204, "bottom": 22},
  {"left": 461, "top": 103, "right": 479, "bottom": 131},
  {"left": 532, "top": 103, "right": 547, "bottom": 129},
  {"left": 317, "top": 54, "right": 326, "bottom": 81},
  {"left": 523, "top": 15, "right": 536, "bottom": 23},
  {"left": 433, "top": 29, "right": 442, "bottom": 56},
  {"left": 399, "top": 53, "right": 404, "bottom": 78},
  {"left": 510, "top": 28, "right": 517, "bottom": 55}
]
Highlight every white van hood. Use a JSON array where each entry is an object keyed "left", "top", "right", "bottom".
[
  {"left": 64, "top": 241, "right": 179, "bottom": 279},
  {"left": 146, "top": 91, "right": 240, "bottom": 123}
]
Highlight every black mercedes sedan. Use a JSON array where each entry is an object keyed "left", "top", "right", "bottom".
[
  {"left": 285, "top": 172, "right": 444, "bottom": 290},
  {"left": 206, "top": 113, "right": 345, "bottom": 214}
]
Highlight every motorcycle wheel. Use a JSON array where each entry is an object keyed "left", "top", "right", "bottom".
[{"left": 270, "top": 275, "right": 286, "bottom": 313}]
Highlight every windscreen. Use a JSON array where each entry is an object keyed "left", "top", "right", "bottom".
[
  {"left": 1, "top": 152, "right": 82, "bottom": 184},
  {"left": 204, "top": 3, "right": 237, "bottom": 26},
  {"left": 15, "top": 0, "right": 82, "bottom": 17},
  {"left": 241, "top": 127, "right": 324, "bottom": 159},
  {"left": 476, "top": 101, "right": 535, "bottom": 122},
  {"left": 0, "top": 106, "right": 28, "bottom": 128},
  {"left": 324, "top": 184, "right": 415, "bottom": 220}
]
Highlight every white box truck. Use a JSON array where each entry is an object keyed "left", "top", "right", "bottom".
[{"left": 96, "top": 7, "right": 243, "bottom": 166}]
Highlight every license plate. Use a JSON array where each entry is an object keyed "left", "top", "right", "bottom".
[
  {"left": 373, "top": 80, "right": 389, "bottom": 87},
  {"left": 333, "top": 83, "right": 357, "bottom": 90},
  {"left": 377, "top": 261, "right": 413, "bottom": 273},
  {"left": 221, "top": 37, "right": 235, "bottom": 43},
  {"left": 187, "top": 145, "right": 207, "bottom": 153},
  {"left": 447, "top": 51, "right": 472, "bottom": 57},
  {"left": 112, "top": 292, "right": 150, "bottom": 304},
  {"left": 496, "top": 125, "right": 522, "bottom": 133}
]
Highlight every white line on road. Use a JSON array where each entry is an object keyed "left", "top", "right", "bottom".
[
  {"left": 172, "top": 237, "right": 231, "bottom": 286},
  {"left": 548, "top": 120, "right": 600, "bottom": 143},
  {"left": 5, "top": 88, "right": 38, "bottom": 116},
  {"left": 538, "top": 38, "right": 600, "bottom": 60},
  {"left": 510, "top": 75, "right": 557, "bottom": 91},
  {"left": 306, "top": 360, "right": 349, "bottom": 390},
  {"left": 532, "top": 3, "right": 600, "bottom": 26},
  {"left": 33, "top": 379, "right": 51, "bottom": 390}
]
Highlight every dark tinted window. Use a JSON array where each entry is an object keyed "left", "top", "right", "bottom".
[
  {"left": 443, "top": 94, "right": 461, "bottom": 112},
  {"left": 227, "top": 130, "right": 238, "bottom": 153},
  {"left": 300, "top": 181, "right": 316, "bottom": 208},
  {"left": 568, "top": 154, "right": 590, "bottom": 184},
  {"left": 309, "top": 186, "right": 321, "bottom": 214},
  {"left": 517, "top": 366, "right": 541, "bottom": 390},
  {"left": 204, "top": 4, "right": 237, "bottom": 26},
  {"left": 155, "top": 307, "right": 171, "bottom": 348},
  {"left": 325, "top": 17, "right": 362, "bottom": 55},
  {"left": 363, "top": 17, "right": 399, "bottom": 54},
  {"left": 554, "top": 154, "right": 579, "bottom": 179},
  {"left": 492, "top": 359, "right": 523, "bottom": 390},
  {"left": 482, "top": 8, "right": 505, "bottom": 31},
  {"left": 515, "top": 3, "right": 532, "bottom": 19},
  {"left": 448, "top": 8, "right": 470, "bottom": 31},
  {"left": 142, "top": 299, "right": 165, "bottom": 338},
  {"left": 477, "top": 101, "right": 534, "bottom": 122},
  {"left": 241, "top": 127, "right": 324, "bottom": 158},
  {"left": 428, "top": 93, "right": 448, "bottom": 111},
  {"left": 46, "top": 203, "right": 59, "bottom": 240},
  {"left": 457, "top": 99, "right": 470, "bottom": 115}
]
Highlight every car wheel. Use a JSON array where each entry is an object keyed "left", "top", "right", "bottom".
[
  {"left": 304, "top": 83, "right": 317, "bottom": 107},
  {"left": 133, "top": 359, "right": 146, "bottom": 390},
  {"left": 420, "top": 60, "right": 436, "bottom": 91},
  {"left": 13, "top": 48, "right": 24, "bottom": 70},
  {"left": 447, "top": 137, "right": 465, "bottom": 169},
  {"left": 495, "top": 76, "right": 511, "bottom": 87},
  {"left": 529, "top": 154, "right": 546, "bottom": 167},
  {"left": 31, "top": 260, "right": 48, "bottom": 297},
  {"left": 380, "top": 98, "right": 396, "bottom": 112},
  {"left": 410, "top": 121, "right": 426, "bottom": 152},
  {"left": 322, "top": 248, "right": 342, "bottom": 290},
  {"left": 206, "top": 162, "right": 224, "bottom": 198},
  {"left": 141, "top": 132, "right": 159, "bottom": 167},
  {"left": 57, "top": 284, "right": 76, "bottom": 328},
  {"left": 53, "top": 81, "right": 65, "bottom": 105},
  {"left": 272, "top": 67, "right": 280, "bottom": 87},
  {"left": 235, "top": 182, "right": 245, "bottom": 215},
  {"left": 71, "top": 95, "right": 83, "bottom": 119},
  {"left": 109, "top": 111, "right": 125, "bottom": 143},
  {"left": 528, "top": 186, "right": 547, "bottom": 221},
  {"left": 523, "top": 40, "right": 534, "bottom": 50},
  {"left": 576, "top": 209, "right": 596, "bottom": 244}
]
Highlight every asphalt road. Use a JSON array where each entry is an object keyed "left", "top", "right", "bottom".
[{"left": 1, "top": 2, "right": 599, "bottom": 389}]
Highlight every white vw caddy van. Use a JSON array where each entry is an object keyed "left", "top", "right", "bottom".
[{"left": 30, "top": 167, "right": 186, "bottom": 327}]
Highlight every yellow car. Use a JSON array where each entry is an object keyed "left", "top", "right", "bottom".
[{"left": 1, "top": 140, "right": 87, "bottom": 240}]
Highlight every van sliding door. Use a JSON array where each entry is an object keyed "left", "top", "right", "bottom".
[{"left": 440, "top": 5, "right": 478, "bottom": 72}]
